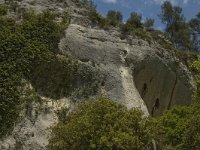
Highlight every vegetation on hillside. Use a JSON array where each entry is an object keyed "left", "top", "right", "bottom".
[
  {"left": 80, "top": 0, "right": 200, "bottom": 70},
  {"left": 159, "top": 1, "right": 192, "bottom": 50},
  {"left": 0, "top": 4, "right": 74, "bottom": 138},
  {"left": 0, "top": 1, "right": 105, "bottom": 138},
  {"left": 1, "top": 1, "right": 200, "bottom": 148},
  {"left": 191, "top": 57, "right": 200, "bottom": 100},
  {"left": 47, "top": 98, "right": 152, "bottom": 150},
  {"left": 152, "top": 104, "right": 200, "bottom": 149},
  {"left": 48, "top": 98, "right": 200, "bottom": 150},
  {"left": 83, "top": 0, "right": 200, "bottom": 53}
]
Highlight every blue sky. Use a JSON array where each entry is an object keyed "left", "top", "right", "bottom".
[{"left": 94, "top": 0, "right": 200, "bottom": 30}]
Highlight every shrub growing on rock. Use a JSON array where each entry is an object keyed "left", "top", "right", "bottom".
[
  {"left": 0, "top": 9, "right": 70, "bottom": 138},
  {"left": 106, "top": 10, "right": 123, "bottom": 27},
  {"left": 48, "top": 97, "right": 200, "bottom": 150},
  {"left": 47, "top": 98, "right": 152, "bottom": 150},
  {"left": 151, "top": 104, "right": 200, "bottom": 149}
]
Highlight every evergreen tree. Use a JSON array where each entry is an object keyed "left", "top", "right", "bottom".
[
  {"left": 127, "top": 12, "right": 142, "bottom": 28},
  {"left": 48, "top": 98, "right": 152, "bottom": 150},
  {"left": 106, "top": 10, "right": 123, "bottom": 26},
  {"left": 144, "top": 18, "right": 155, "bottom": 29},
  {"left": 160, "top": 1, "right": 192, "bottom": 50},
  {"left": 189, "top": 12, "right": 200, "bottom": 50}
]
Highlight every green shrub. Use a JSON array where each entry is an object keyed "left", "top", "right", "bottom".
[
  {"left": 175, "top": 50, "right": 198, "bottom": 69},
  {"left": 191, "top": 57, "right": 200, "bottom": 100},
  {"left": 47, "top": 98, "right": 152, "bottom": 150},
  {"left": 0, "top": 4, "right": 7, "bottom": 16},
  {"left": 144, "top": 18, "right": 154, "bottom": 29},
  {"left": 87, "top": 8, "right": 107, "bottom": 28},
  {"left": 48, "top": 98, "right": 200, "bottom": 150},
  {"left": 0, "top": 10, "right": 69, "bottom": 138},
  {"left": 126, "top": 12, "right": 143, "bottom": 29},
  {"left": 151, "top": 105, "right": 200, "bottom": 149},
  {"left": 106, "top": 10, "right": 123, "bottom": 27}
]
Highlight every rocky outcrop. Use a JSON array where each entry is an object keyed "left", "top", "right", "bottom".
[
  {"left": 0, "top": 0, "right": 196, "bottom": 149},
  {"left": 0, "top": 0, "right": 91, "bottom": 26},
  {"left": 0, "top": 97, "right": 71, "bottom": 150},
  {"left": 60, "top": 24, "right": 195, "bottom": 116}
]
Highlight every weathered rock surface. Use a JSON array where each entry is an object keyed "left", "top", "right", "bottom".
[
  {"left": 1, "top": 22, "right": 194, "bottom": 150},
  {"left": 60, "top": 24, "right": 195, "bottom": 116},
  {"left": 0, "top": 97, "right": 71, "bottom": 150},
  {"left": 0, "top": 0, "right": 196, "bottom": 149}
]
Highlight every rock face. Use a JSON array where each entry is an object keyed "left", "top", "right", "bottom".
[
  {"left": 60, "top": 25, "right": 149, "bottom": 114},
  {"left": 0, "top": 98, "right": 71, "bottom": 150},
  {"left": 60, "top": 24, "right": 195, "bottom": 116},
  {"left": 0, "top": 0, "right": 196, "bottom": 149}
]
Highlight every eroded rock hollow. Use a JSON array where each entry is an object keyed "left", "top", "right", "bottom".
[{"left": 60, "top": 24, "right": 195, "bottom": 116}]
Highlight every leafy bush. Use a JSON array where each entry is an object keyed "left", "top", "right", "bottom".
[
  {"left": 175, "top": 50, "right": 198, "bottom": 69},
  {"left": 126, "top": 12, "right": 143, "bottom": 29},
  {"left": 0, "top": 10, "right": 70, "bottom": 138},
  {"left": 191, "top": 57, "right": 200, "bottom": 100},
  {"left": 30, "top": 55, "right": 78, "bottom": 99},
  {"left": 48, "top": 97, "right": 200, "bottom": 150},
  {"left": 47, "top": 98, "right": 152, "bottom": 150},
  {"left": 144, "top": 18, "right": 154, "bottom": 29},
  {"left": 151, "top": 105, "right": 200, "bottom": 149},
  {"left": 0, "top": 4, "right": 7, "bottom": 15},
  {"left": 87, "top": 8, "right": 107, "bottom": 28},
  {"left": 106, "top": 10, "right": 123, "bottom": 27}
]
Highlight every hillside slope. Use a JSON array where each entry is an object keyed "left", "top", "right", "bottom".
[{"left": 0, "top": 0, "right": 196, "bottom": 149}]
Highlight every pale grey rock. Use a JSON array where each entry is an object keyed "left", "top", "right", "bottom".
[
  {"left": 0, "top": 0, "right": 196, "bottom": 149},
  {"left": 2, "top": 0, "right": 91, "bottom": 26},
  {"left": 0, "top": 98, "right": 71, "bottom": 150},
  {"left": 60, "top": 24, "right": 195, "bottom": 116}
]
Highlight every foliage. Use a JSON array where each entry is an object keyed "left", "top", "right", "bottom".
[
  {"left": 47, "top": 98, "right": 152, "bottom": 150},
  {"left": 106, "top": 10, "right": 123, "bottom": 27},
  {"left": 175, "top": 50, "right": 198, "bottom": 69},
  {"left": 0, "top": 9, "right": 70, "bottom": 138},
  {"left": 30, "top": 55, "right": 79, "bottom": 99},
  {"left": 159, "top": 1, "right": 192, "bottom": 50},
  {"left": 191, "top": 57, "right": 200, "bottom": 100},
  {"left": 126, "top": 12, "right": 142, "bottom": 29},
  {"left": 144, "top": 18, "right": 154, "bottom": 29},
  {"left": 87, "top": 8, "right": 107, "bottom": 28},
  {"left": 127, "top": 12, "right": 142, "bottom": 28},
  {"left": 0, "top": 4, "right": 7, "bottom": 15},
  {"left": 151, "top": 105, "right": 200, "bottom": 150},
  {"left": 48, "top": 97, "right": 200, "bottom": 150},
  {"left": 0, "top": 15, "right": 26, "bottom": 137},
  {"left": 80, "top": 0, "right": 96, "bottom": 9},
  {"left": 189, "top": 12, "right": 200, "bottom": 51}
]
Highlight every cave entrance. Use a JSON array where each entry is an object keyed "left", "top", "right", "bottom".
[
  {"left": 133, "top": 59, "right": 176, "bottom": 116},
  {"left": 141, "top": 83, "right": 147, "bottom": 98},
  {"left": 151, "top": 98, "right": 160, "bottom": 116}
]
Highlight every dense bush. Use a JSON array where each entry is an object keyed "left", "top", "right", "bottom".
[
  {"left": 127, "top": 12, "right": 143, "bottom": 29},
  {"left": 0, "top": 7, "right": 70, "bottom": 138},
  {"left": 48, "top": 98, "right": 200, "bottom": 150},
  {"left": 191, "top": 57, "right": 200, "bottom": 100},
  {"left": 151, "top": 105, "right": 200, "bottom": 149},
  {"left": 106, "top": 10, "right": 123, "bottom": 27},
  {"left": 0, "top": 14, "right": 26, "bottom": 137},
  {"left": 87, "top": 8, "right": 108, "bottom": 28},
  {"left": 144, "top": 18, "right": 154, "bottom": 29},
  {"left": 0, "top": 4, "right": 7, "bottom": 15},
  {"left": 47, "top": 98, "right": 152, "bottom": 150}
]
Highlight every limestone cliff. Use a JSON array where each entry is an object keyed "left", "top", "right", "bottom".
[
  {"left": 60, "top": 24, "right": 194, "bottom": 116},
  {"left": 0, "top": 0, "right": 195, "bottom": 149}
]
